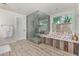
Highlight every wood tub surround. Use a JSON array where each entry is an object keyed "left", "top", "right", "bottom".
[{"left": 40, "top": 34, "right": 79, "bottom": 55}]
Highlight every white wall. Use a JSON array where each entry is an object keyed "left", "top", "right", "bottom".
[
  {"left": 15, "top": 15, "right": 26, "bottom": 40},
  {"left": 76, "top": 4, "right": 79, "bottom": 34},
  {"left": 0, "top": 8, "right": 26, "bottom": 41}
]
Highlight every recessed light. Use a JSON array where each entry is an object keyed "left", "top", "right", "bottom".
[
  {"left": 1, "top": 3, "right": 7, "bottom": 5},
  {"left": 55, "top": 8, "right": 58, "bottom": 10}
]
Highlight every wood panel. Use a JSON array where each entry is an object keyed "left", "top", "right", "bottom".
[
  {"left": 68, "top": 42, "right": 74, "bottom": 54},
  {"left": 55, "top": 40, "right": 60, "bottom": 49},
  {"left": 45, "top": 38, "right": 49, "bottom": 44},
  {"left": 42, "top": 37, "right": 46, "bottom": 43},
  {"left": 53, "top": 39, "right": 56, "bottom": 48},
  {"left": 45, "top": 38, "right": 53, "bottom": 46},
  {"left": 50, "top": 39, "right": 53, "bottom": 46},
  {"left": 73, "top": 43, "right": 79, "bottom": 55},
  {"left": 60, "top": 40, "right": 64, "bottom": 50},
  {"left": 64, "top": 41, "right": 68, "bottom": 52}
]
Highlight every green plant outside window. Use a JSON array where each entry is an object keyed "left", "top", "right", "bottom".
[{"left": 53, "top": 14, "right": 72, "bottom": 24}]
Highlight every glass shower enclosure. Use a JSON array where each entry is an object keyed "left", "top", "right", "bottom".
[{"left": 26, "top": 11, "right": 50, "bottom": 43}]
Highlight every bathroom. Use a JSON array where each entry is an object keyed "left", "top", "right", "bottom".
[{"left": 0, "top": 3, "right": 79, "bottom": 56}]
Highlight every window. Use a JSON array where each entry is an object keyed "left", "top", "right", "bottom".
[{"left": 53, "top": 14, "right": 72, "bottom": 24}]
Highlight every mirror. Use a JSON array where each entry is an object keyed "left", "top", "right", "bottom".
[{"left": 53, "top": 14, "right": 73, "bottom": 33}]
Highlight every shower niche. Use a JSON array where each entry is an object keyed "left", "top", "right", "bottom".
[{"left": 27, "top": 11, "right": 50, "bottom": 43}]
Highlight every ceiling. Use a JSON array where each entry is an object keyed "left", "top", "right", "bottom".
[{"left": 0, "top": 3, "right": 77, "bottom": 16}]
